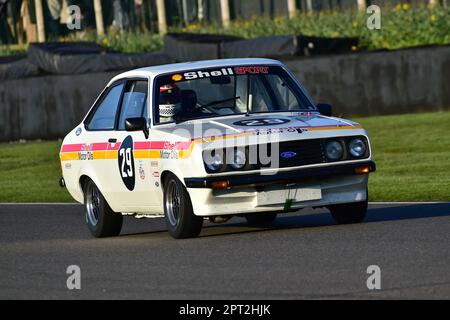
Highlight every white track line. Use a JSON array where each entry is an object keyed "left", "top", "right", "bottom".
[
  {"left": 369, "top": 202, "right": 450, "bottom": 205},
  {"left": 0, "top": 203, "right": 81, "bottom": 205},
  {"left": 0, "top": 202, "right": 448, "bottom": 206}
]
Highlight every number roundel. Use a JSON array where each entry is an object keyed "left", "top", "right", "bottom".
[
  {"left": 118, "top": 135, "right": 135, "bottom": 191},
  {"left": 233, "top": 118, "right": 291, "bottom": 127}
]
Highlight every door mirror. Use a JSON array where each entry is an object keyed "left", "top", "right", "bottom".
[
  {"left": 317, "top": 103, "right": 332, "bottom": 117},
  {"left": 125, "top": 117, "right": 149, "bottom": 139}
]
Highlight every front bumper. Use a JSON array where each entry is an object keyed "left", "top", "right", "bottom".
[
  {"left": 185, "top": 161, "right": 375, "bottom": 216},
  {"left": 185, "top": 161, "right": 376, "bottom": 189}
]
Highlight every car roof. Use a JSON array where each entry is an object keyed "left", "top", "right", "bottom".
[{"left": 108, "top": 58, "right": 284, "bottom": 86}]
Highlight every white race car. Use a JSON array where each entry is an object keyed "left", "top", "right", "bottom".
[{"left": 59, "top": 58, "right": 376, "bottom": 239}]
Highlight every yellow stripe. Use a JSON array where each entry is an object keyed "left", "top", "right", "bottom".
[
  {"left": 92, "top": 151, "right": 105, "bottom": 160},
  {"left": 104, "top": 150, "right": 118, "bottom": 159},
  {"left": 60, "top": 152, "right": 78, "bottom": 161},
  {"left": 134, "top": 150, "right": 160, "bottom": 159}
]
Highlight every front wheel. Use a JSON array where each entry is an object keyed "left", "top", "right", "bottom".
[
  {"left": 328, "top": 199, "right": 368, "bottom": 224},
  {"left": 84, "top": 179, "right": 123, "bottom": 237},
  {"left": 163, "top": 174, "right": 203, "bottom": 239}
]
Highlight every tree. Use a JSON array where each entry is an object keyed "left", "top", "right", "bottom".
[
  {"left": 357, "top": 0, "right": 367, "bottom": 12},
  {"left": 35, "top": 0, "right": 46, "bottom": 42},
  {"left": 156, "top": 0, "right": 167, "bottom": 34},
  {"left": 220, "top": 0, "right": 230, "bottom": 28},
  {"left": 93, "top": 0, "right": 105, "bottom": 36},
  {"left": 287, "top": 0, "right": 296, "bottom": 18}
]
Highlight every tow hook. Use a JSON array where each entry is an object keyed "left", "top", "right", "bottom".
[{"left": 59, "top": 177, "right": 66, "bottom": 188}]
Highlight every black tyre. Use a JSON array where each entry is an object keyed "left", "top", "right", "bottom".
[
  {"left": 329, "top": 199, "right": 368, "bottom": 224},
  {"left": 163, "top": 174, "right": 203, "bottom": 239},
  {"left": 246, "top": 212, "right": 278, "bottom": 226},
  {"left": 84, "top": 179, "right": 123, "bottom": 237}
]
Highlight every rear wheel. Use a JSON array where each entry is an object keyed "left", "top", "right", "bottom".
[
  {"left": 163, "top": 174, "right": 203, "bottom": 239},
  {"left": 246, "top": 212, "right": 278, "bottom": 226},
  {"left": 329, "top": 199, "right": 368, "bottom": 224},
  {"left": 84, "top": 179, "right": 123, "bottom": 237}
]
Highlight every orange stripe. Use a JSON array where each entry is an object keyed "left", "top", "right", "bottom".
[
  {"left": 60, "top": 125, "right": 363, "bottom": 161},
  {"left": 309, "top": 125, "right": 362, "bottom": 131}
]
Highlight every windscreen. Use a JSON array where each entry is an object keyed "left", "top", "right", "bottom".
[{"left": 153, "top": 65, "right": 315, "bottom": 124}]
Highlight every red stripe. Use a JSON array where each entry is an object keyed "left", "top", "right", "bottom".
[
  {"left": 61, "top": 142, "right": 116, "bottom": 152},
  {"left": 60, "top": 125, "right": 357, "bottom": 153},
  {"left": 61, "top": 141, "right": 193, "bottom": 153},
  {"left": 92, "top": 143, "right": 109, "bottom": 151},
  {"left": 134, "top": 141, "right": 192, "bottom": 150},
  {"left": 108, "top": 142, "right": 122, "bottom": 151},
  {"left": 61, "top": 144, "right": 84, "bottom": 152}
]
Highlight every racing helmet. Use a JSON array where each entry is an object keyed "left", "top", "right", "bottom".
[{"left": 159, "top": 84, "right": 181, "bottom": 119}]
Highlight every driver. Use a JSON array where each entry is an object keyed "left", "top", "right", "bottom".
[{"left": 159, "top": 83, "right": 182, "bottom": 123}]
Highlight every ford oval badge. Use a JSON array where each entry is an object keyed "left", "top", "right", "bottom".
[{"left": 281, "top": 151, "right": 297, "bottom": 159}]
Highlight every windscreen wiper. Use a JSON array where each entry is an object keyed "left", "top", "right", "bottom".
[
  {"left": 201, "top": 96, "right": 240, "bottom": 109},
  {"left": 175, "top": 96, "right": 241, "bottom": 124}
]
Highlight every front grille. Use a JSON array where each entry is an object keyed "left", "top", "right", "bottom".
[
  {"left": 255, "top": 139, "right": 326, "bottom": 169},
  {"left": 278, "top": 139, "right": 326, "bottom": 168}
]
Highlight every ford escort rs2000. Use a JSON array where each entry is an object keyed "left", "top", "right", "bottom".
[{"left": 59, "top": 58, "right": 376, "bottom": 239}]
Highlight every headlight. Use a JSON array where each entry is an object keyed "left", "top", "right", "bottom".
[
  {"left": 348, "top": 138, "right": 367, "bottom": 158},
  {"left": 204, "top": 150, "right": 224, "bottom": 172},
  {"left": 325, "top": 141, "right": 344, "bottom": 161},
  {"left": 230, "top": 149, "right": 246, "bottom": 170}
]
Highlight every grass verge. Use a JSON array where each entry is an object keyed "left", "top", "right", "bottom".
[
  {"left": 357, "top": 112, "right": 450, "bottom": 201},
  {"left": 0, "top": 112, "right": 449, "bottom": 203}
]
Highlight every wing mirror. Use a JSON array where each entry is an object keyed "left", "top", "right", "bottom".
[
  {"left": 125, "top": 117, "right": 149, "bottom": 139},
  {"left": 317, "top": 103, "right": 332, "bottom": 117}
]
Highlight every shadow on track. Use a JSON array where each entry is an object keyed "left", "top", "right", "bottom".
[
  {"left": 197, "top": 202, "right": 450, "bottom": 238},
  {"left": 122, "top": 202, "right": 450, "bottom": 239}
]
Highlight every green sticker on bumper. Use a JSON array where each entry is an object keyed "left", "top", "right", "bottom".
[{"left": 284, "top": 199, "right": 293, "bottom": 211}]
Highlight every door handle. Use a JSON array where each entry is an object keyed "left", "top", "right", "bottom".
[{"left": 108, "top": 138, "right": 117, "bottom": 143}]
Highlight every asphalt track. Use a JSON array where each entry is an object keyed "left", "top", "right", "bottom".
[{"left": 0, "top": 202, "right": 449, "bottom": 299}]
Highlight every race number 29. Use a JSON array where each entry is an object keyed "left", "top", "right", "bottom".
[
  {"left": 118, "top": 136, "right": 136, "bottom": 191},
  {"left": 120, "top": 148, "right": 133, "bottom": 178}
]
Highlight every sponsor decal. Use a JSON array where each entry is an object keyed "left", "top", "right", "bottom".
[
  {"left": 151, "top": 161, "right": 159, "bottom": 167},
  {"left": 160, "top": 141, "right": 179, "bottom": 159},
  {"left": 255, "top": 127, "right": 305, "bottom": 135},
  {"left": 75, "top": 127, "right": 82, "bottom": 136},
  {"left": 138, "top": 160, "right": 145, "bottom": 180},
  {"left": 160, "top": 149, "right": 179, "bottom": 159},
  {"left": 172, "top": 74, "right": 183, "bottom": 81},
  {"left": 234, "top": 118, "right": 291, "bottom": 127},
  {"left": 64, "top": 163, "right": 72, "bottom": 169},
  {"left": 182, "top": 66, "right": 270, "bottom": 80},
  {"left": 78, "top": 144, "right": 93, "bottom": 160},
  {"left": 163, "top": 141, "right": 176, "bottom": 150},
  {"left": 184, "top": 68, "right": 234, "bottom": 80},
  {"left": 234, "top": 66, "right": 269, "bottom": 75},
  {"left": 152, "top": 171, "right": 160, "bottom": 178},
  {"left": 281, "top": 151, "right": 297, "bottom": 159},
  {"left": 118, "top": 135, "right": 135, "bottom": 191}
]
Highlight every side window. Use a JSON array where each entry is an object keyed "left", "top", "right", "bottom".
[
  {"left": 118, "top": 80, "right": 148, "bottom": 130},
  {"left": 87, "top": 83, "right": 124, "bottom": 130}
]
